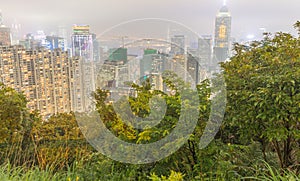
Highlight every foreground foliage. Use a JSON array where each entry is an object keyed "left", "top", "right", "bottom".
[{"left": 221, "top": 25, "right": 300, "bottom": 170}]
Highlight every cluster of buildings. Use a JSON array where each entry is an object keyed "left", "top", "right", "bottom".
[
  {"left": 0, "top": 21, "right": 99, "bottom": 117},
  {"left": 98, "top": 4, "right": 232, "bottom": 93},
  {"left": 0, "top": 4, "right": 232, "bottom": 118}
]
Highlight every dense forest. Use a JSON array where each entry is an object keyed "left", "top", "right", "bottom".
[{"left": 0, "top": 22, "right": 299, "bottom": 180}]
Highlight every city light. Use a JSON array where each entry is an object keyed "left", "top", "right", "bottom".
[{"left": 246, "top": 34, "right": 255, "bottom": 39}]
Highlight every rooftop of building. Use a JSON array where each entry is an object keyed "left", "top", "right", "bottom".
[{"left": 220, "top": 5, "right": 229, "bottom": 13}]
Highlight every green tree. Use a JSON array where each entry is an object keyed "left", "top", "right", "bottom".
[
  {"left": 92, "top": 71, "right": 213, "bottom": 179},
  {"left": 0, "top": 83, "right": 27, "bottom": 143},
  {"left": 33, "top": 112, "right": 83, "bottom": 141},
  {"left": 32, "top": 112, "right": 92, "bottom": 170},
  {"left": 0, "top": 83, "right": 41, "bottom": 166},
  {"left": 221, "top": 22, "right": 300, "bottom": 171}
]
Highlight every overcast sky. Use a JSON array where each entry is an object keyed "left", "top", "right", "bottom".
[{"left": 0, "top": 0, "right": 299, "bottom": 40}]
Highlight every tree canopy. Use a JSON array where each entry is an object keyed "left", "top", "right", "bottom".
[{"left": 221, "top": 21, "right": 300, "bottom": 170}]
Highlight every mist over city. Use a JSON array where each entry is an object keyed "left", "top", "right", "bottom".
[{"left": 1, "top": 0, "right": 299, "bottom": 39}]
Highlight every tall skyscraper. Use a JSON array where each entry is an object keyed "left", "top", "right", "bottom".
[
  {"left": 45, "top": 35, "right": 65, "bottom": 51},
  {"left": 58, "top": 25, "right": 69, "bottom": 49},
  {"left": 168, "top": 35, "right": 199, "bottom": 85},
  {"left": 71, "top": 25, "right": 94, "bottom": 61},
  {"left": 71, "top": 25, "right": 95, "bottom": 111},
  {"left": 0, "top": 11, "right": 11, "bottom": 46},
  {"left": 108, "top": 47, "right": 127, "bottom": 63},
  {"left": 170, "top": 35, "right": 185, "bottom": 55},
  {"left": 0, "top": 46, "right": 79, "bottom": 117},
  {"left": 92, "top": 33, "right": 100, "bottom": 62},
  {"left": 140, "top": 49, "right": 164, "bottom": 75},
  {"left": 198, "top": 35, "right": 212, "bottom": 68},
  {"left": 187, "top": 53, "right": 200, "bottom": 85},
  {"left": 19, "top": 33, "right": 37, "bottom": 49},
  {"left": 0, "top": 26, "right": 11, "bottom": 46},
  {"left": 97, "top": 47, "right": 128, "bottom": 88},
  {"left": 11, "top": 19, "right": 22, "bottom": 45},
  {"left": 213, "top": 3, "right": 232, "bottom": 67},
  {"left": 140, "top": 49, "right": 166, "bottom": 91}
]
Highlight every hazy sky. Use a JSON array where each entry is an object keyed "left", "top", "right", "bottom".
[{"left": 0, "top": 0, "right": 299, "bottom": 40}]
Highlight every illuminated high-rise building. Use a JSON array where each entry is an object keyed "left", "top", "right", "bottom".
[
  {"left": 71, "top": 25, "right": 95, "bottom": 111},
  {"left": 213, "top": 3, "right": 232, "bottom": 66},
  {"left": 0, "top": 46, "right": 80, "bottom": 117},
  {"left": 71, "top": 25, "right": 93, "bottom": 61},
  {"left": 169, "top": 34, "right": 201, "bottom": 85},
  {"left": 19, "top": 31, "right": 48, "bottom": 49},
  {"left": 45, "top": 35, "right": 65, "bottom": 50},
  {"left": 0, "top": 11, "right": 11, "bottom": 46},
  {"left": 0, "top": 26, "right": 11, "bottom": 46}
]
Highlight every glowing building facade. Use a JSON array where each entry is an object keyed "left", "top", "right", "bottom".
[
  {"left": 71, "top": 25, "right": 95, "bottom": 111},
  {"left": 0, "top": 46, "right": 80, "bottom": 117},
  {"left": 213, "top": 5, "right": 232, "bottom": 66}
]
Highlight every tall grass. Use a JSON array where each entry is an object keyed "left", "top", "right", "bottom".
[
  {"left": 0, "top": 162, "right": 81, "bottom": 181},
  {"left": 244, "top": 162, "right": 299, "bottom": 181}
]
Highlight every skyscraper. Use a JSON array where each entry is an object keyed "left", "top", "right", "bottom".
[
  {"left": 198, "top": 35, "right": 212, "bottom": 68},
  {"left": 92, "top": 33, "right": 100, "bottom": 62},
  {"left": 0, "top": 26, "right": 11, "bottom": 46},
  {"left": 19, "top": 33, "right": 37, "bottom": 49},
  {"left": 71, "top": 25, "right": 95, "bottom": 111},
  {"left": 97, "top": 47, "right": 128, "bottom": 89},
  {"left": 187, "top": 53, "right": 200, "bottom": 85},
  {"left": 213, "top": 3, "right": 232, "bottom": 67},
  {"left": 168, "top": 34, "right": 200, "bottom": 85},
  {"left": 140, "top": 49, "right": 163, "bottom": 76},
  {"left": 58, "top": 25, "right": 69, "bottom": 50},
  {"left": 108, "top": 47, "right": 127, "bottom": 63},
  {"left": 45, "top": 35, "right": 65, "bottom": 51},
  {"left": 11, "top": 19, "right": 21, "bottom": 45},
  {"left": 0, "top": 46, "right": 78, "bottom": 117},
  {"left": 0, "top": 11, "right": 11, "bottom": 46},
  {"left": 170, "top": 35, "right": 185, "bottom": 55}
]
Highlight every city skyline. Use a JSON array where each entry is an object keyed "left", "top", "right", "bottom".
[
  {"left": 0, "top": 0, "right": 298, "bottom": 117},
  {"left": 0, "top": 0, "right": 299, "bottom": 41}
]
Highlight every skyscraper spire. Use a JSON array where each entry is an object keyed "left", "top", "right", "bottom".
[{"left": 223, "top": 0, "right": 227, "bottom": 6}]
